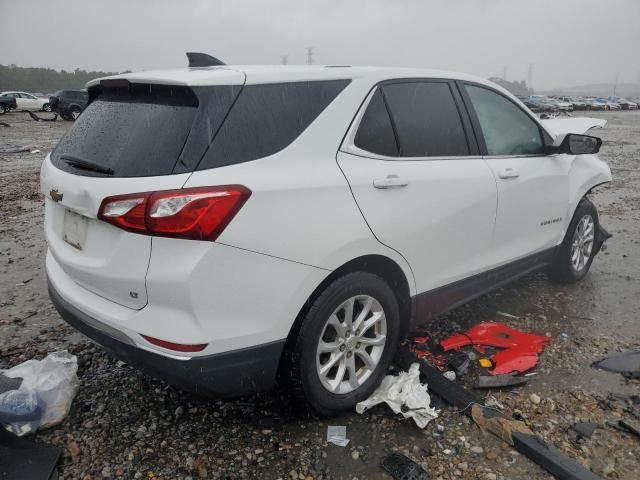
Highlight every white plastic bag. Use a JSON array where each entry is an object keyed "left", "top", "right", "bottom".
[
  {"left": 0, "top": 351, "right": 78, "bottom": 436},
  {"left": 356, "top": 363, "right": 438, "bottom": 428}
]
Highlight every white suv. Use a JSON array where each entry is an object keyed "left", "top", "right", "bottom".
[{"left": 41, "top": 57, "right": 611, "bottom": 414}]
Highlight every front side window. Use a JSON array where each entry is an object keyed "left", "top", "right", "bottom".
[
  {"left": 465, "top": 85, "right": 545, "bottom": 156},
  {"left": 381, "top": 81, "right": 470, "bottom": 157}
]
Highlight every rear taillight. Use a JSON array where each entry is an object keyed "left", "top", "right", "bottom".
[{"left": 97, "top": 185, "right": 251, "bottom": 241}]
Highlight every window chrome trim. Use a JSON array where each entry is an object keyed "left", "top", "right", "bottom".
[{"left": 340, "top": 86, "right": 482, "bottom": 162}]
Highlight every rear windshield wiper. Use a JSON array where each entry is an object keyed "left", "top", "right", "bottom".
[{"left": 61, "top": 154, "right": 114, "bottom": 175}]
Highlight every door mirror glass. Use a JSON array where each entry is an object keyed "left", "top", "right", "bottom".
[{"left": 555, "top": 134, "right": 602, "bottom": 155}]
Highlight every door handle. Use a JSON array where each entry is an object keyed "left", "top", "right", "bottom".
[
  {"left": 373, "top": 174, "right": 409, "bottom": 189},
  {"left": 498, "top": 168, "right": 520, "bottom": 179}
]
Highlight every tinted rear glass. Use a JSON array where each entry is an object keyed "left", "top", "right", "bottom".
[
  {"left": 197, "top": 80, "right": 350, "bottom": 170},
  {"left": 354, "top": 89, "right": 399, "bottom": 156},
  {"left": 382, "top": 82, "right": 469, "bottom": 157},
  {"left": 51, "top": 85, "right": 198, "bottom": 177}
]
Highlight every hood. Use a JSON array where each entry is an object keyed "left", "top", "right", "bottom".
[{"left": 541, "top": 117, "right": 607, "bottom": 136}]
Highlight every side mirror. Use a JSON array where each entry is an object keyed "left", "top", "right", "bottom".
[{"left": 550, "top": 133, "right": 602, "bottom": 155}]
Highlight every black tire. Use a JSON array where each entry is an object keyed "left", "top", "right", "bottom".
[
  {"left": 42, "top": 103, "right": 52, "bottom": 112},
  {"left": 290, "top": 272, "right": 401, "bottom": 416},
  {"left": 61, "top": 112, "right": 72, "bottom": 121},
  {"left": 548, "top": 198, "right": 599, "bottom": 283}
]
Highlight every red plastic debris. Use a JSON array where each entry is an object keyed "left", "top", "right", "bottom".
[
  {"left": 490, "top": 345, "right": 541, "bottom": 375},
  {"left": 439, "top": 321, "right": 551, "bottom": 375},
  {"left": 440, "top": 322, "right": 550, "bottom": 351}
]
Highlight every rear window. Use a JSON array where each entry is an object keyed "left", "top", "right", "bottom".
[
  {"left": 51, "top": 85, "right": 199, "bottom": 177},
  {"left": 197, "top": 80, "right": 350, "bottom": 170},
  {"left": 51, "top": 79, "right": 349, "bottom": 177}
]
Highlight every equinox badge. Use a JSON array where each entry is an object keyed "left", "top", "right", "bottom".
[{"left": 50, "top": 189, "right": 63, "bottom": 203}]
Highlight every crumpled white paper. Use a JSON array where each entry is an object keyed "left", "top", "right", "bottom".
[{"left": 355, "top": 363, "right": 438, "bottom": 428}]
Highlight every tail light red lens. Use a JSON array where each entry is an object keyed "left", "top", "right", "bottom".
[{"left": 98, "top": 185, "right": 251, "bottom": 241}]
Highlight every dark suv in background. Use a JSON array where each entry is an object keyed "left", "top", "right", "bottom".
[{"left": 49, "top": 90, "right": 88, "bottom": 121}]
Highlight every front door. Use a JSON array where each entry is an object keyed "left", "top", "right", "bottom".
[
  {"left": 337, "top": 80, "right": 498, "bottom": 295},
  {"left": 461, "top": 84, "right": 569, "bottom": 264}
]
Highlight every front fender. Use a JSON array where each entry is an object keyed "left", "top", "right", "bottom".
[{"left": 563, "top": 154, "right": 612, "bottom": 235}]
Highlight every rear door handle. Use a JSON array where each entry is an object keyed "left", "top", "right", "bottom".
[
  {"left": 498, "top": 168, "right": 520, "bottom": 179},
  {"left": 373, "top": 174, "right": 409, "bottom": 189}
]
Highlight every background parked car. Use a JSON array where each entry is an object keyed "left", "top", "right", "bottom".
[
  {"left": 0, "top": 93, "right": 18, "bottom": 114},
  {"left": 558, "top": 96, "right": 588, "bottom": 110},
  {"left": 584, "top": 97, "right": 609, "bottom": 110},
  {"left": 607, "top": 96, "right": 638, "bottom": 110},
  {"left": 0, "top": 91, "right": 51, "bottom": 111},
  {"left": 49, "top": 90, "right": 89, "bottom": 120},
  {"left": 546, "top": 97, "right": 574, "bottom": 112},
  {"left": 522, "top": 97, "right": 559, "bottom": 113}
]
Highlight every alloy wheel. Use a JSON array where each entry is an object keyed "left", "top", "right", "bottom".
[
  {"left": 570, "top": 214, "right": 595, "bottom": 272},
  {"left": 316, "top": 295, "right": 387, "bottom": 394}
]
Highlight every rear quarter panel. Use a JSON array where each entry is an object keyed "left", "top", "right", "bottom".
[{"left": 183, "top": 77, "right": 416, "bottom": 293}]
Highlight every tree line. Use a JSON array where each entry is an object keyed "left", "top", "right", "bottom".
[{"left": 0, "top": 64, "right": 123, "bottom": 94}]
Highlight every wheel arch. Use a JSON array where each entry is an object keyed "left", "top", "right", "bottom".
[
  {"left": 277, "top": 254, "right": 414, "bottom": 380},
  {"left": 562, "top": 154, "right": 611, "bottom": 239}
]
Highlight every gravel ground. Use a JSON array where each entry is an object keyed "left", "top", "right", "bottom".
[{"left": 1, "top": 110, "right": 639, "bottom": 480}]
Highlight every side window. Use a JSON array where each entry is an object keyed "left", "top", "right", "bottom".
[
  {"left": 465, "top": 85, "right": 545, "bottom": 156},
  {"left": 198, "top": 80, "right": 350, "bottom": 170},
  {"left": 354, "top": 89, "right": 399, "bottom": 156},
  {"left": 381, "top": 82, "right": 469, "bottom": 157}
]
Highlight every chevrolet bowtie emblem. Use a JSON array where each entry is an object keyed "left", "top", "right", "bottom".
[{"left": 50, "top": 189, "right": 63, "bottom": 202}]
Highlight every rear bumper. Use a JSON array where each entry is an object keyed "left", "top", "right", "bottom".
[{"left": 48, "top": 279, "right": 285, "bottom": 397}]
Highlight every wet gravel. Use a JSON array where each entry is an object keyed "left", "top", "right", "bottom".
[{"left": 1, "top": 110, "right": 639, "bottom": 479}]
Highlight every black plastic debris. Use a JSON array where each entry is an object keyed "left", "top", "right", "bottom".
[
  {"left": 604, "top": 393, "right": 640, "bottom": 418},
  {"left": 474, "top": 374, "right": 528, "bottom": 389},
  {"left": 0, "top": 146, "right": 38, "bottom": 154},
  {"left": 568, "top": 422, "right": 598, "bottom": 445},
  {"left": 0, "top": 427, "right": 60, "bottom": 480},
  {"left": 448, "top": 351, "right": 471, "bottom": 377},
  {"left": 592, "top": 351, "right": 640, "bottom": 378},
  {"left": 381, "top": 453, "right": 429, "bottom": 480},
  {"left": 606, "top": 419, "right": 640, "bottom": 439},
  {"left": 0, "top": 374, "right": 22, "bottom": 395},
  {"left": 28, "top": 111, "right": 58, "bottom": 122}
]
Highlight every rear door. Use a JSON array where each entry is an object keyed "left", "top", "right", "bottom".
[
  {"left": 337, "top": 80, "right": 498, "bottom": 294},
  {"left": 461, "top": 83, "right": 568, "bottom": 264},
  {"left": 41, "top": 76, "right": 245, "bottom": 309}
]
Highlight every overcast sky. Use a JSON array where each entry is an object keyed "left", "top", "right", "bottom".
[{"left": 1, "top": 0, "right": 639, "bottom": 90}]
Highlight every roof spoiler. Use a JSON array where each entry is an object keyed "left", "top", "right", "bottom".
[{"left": 186, "top": 52, "right": 225, "bottom": 68}]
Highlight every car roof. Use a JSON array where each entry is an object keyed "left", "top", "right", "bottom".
[{"left": 86, "top": 65, "right": 495, "bottom": 89}]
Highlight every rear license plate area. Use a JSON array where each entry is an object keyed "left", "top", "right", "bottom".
[{"left": 63, "top": 210, "right": 88, "bottom": 250}]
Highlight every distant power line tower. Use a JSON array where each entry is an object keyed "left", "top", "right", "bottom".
[
  {"left": 306, "top": 47, "right": 314, "bottom": 65},
  {"left": 528, "top": 64, "right": 533, "bottom": 93},
  {"left": 613, "top": 72, "right": 619, "bottom": 96},
  {"left": 281, "top": 55, "right": 288, "bottom": 65},
  {"left": 502, "top": 65, "right": 508, "bottom": 80}
]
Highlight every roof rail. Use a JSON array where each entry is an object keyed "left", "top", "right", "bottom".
[{"left": 186, "top": 52, "right": 225, "bottom": 68}]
